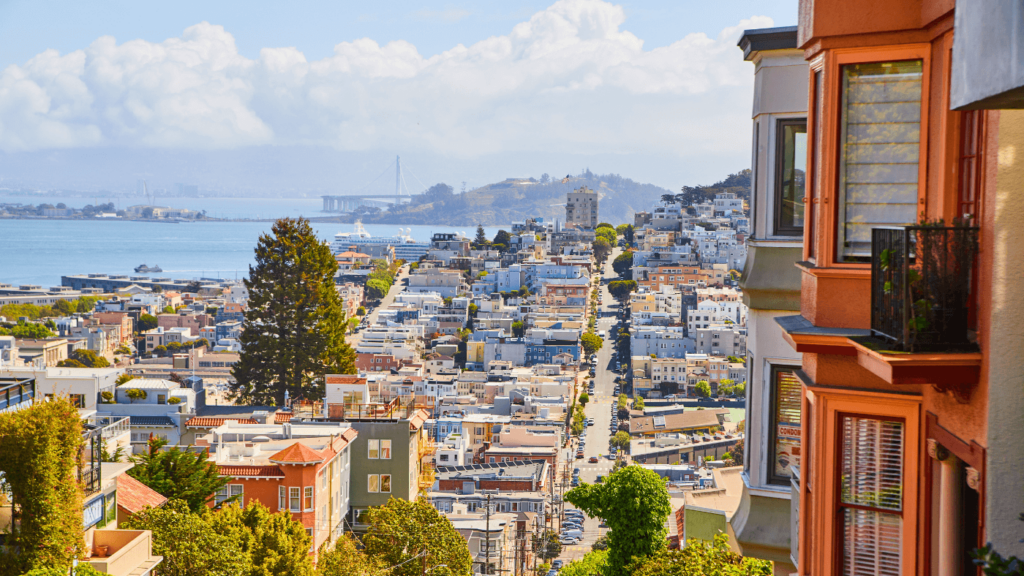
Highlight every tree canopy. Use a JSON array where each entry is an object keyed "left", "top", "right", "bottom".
[
  {"left": 608, "top": 280, "right": 637, "bottom": 301},
  {"left": 695, "top": 381, "right": 712, "bottom": 398},
  {"left": 612, "top": 251, "right": 633, "bottom": 278},
  {"left": 564, "top": 466, "right": 672, "bottom": 576},
  {"left": 124, "top": 499, "right": 244, "bottom": 576},
  {"left": 581, "top": 333, "right": 603, "bottom": 357},
  {"left": 593, "top": 238, "right": 612, "bottom": 262},
  {"left": 362, "top": 497, "right": 472, "bottom": 576},
  {"left": 627, "top": 533, "right": 771, "bottom": 576},
  {"left": 560, "top": 550, "right": 608, "bottom": 576},
  {"left": 317, "top": 534, "right": 387, "bottom": 576},
  {"left": 128, "top": 437, "right": 235, "bottom": 512},
  {"left": 231, "top": 218, "right": 356, "bottom": 405}
]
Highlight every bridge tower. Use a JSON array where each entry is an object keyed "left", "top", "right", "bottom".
[{"left": 395, "top": 155, "right": 402, "bottom": 196}]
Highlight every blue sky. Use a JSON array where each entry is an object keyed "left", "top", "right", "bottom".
[{"left": 0, "top": 0, "right": 799, "bottom": 192}]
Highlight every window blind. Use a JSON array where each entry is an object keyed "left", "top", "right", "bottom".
[
  {"left": 770, "top": 368, "right": 802, "bottom": 482},
  {"left": 837, "top": 60, "right": 923, "bottom": 261},
  {"left": 839, "top": 415, "right": 904, "bottom": 576}
]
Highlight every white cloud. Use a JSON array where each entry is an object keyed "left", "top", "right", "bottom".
[
  {"left": 0, "top": 0, "right": 773, "bottom": 158},
  {"left": 413, "top": 8, "right": 472, "bottom": 23}
]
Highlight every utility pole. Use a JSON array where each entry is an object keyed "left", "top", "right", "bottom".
[{"left": 485, "top": 493, "right": 491, "bottom": 576}]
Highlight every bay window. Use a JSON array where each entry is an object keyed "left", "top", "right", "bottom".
[
  {"left": 769, "top": 366, "right": 802, "bottom": 485},
  {"left": 775, "top": 119, "right": 808, "bottom": 236},
  {"left": 304, "top": 486, "right": 314, "bottom": 510},
  {"left": 836, "top": 60, "right": 923, "bottom": 262},
  {"left": 838, "top": 415, "right": 904, "bottom": 576}
]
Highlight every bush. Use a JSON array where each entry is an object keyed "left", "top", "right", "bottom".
[{"left": 167, "top": 397, "right": 182, "bottom": 405}]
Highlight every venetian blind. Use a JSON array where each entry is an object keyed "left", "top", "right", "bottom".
[
  {"left": 839, "top": 415, "right": 904, "bottom": 576},
  {"left": 837, "top": 60, "right": 923, "bottom": 261}
]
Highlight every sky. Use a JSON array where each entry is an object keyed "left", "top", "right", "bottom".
[{"left": 0, "top": 0, "right": 799, "bottom": 194}]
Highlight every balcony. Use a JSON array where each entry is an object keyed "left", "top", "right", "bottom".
[
  {"left": 86, "top": 529, "right": 163, "bottom": 576},
  {"left": 418, "top": 462, "right": 436, "bottom": 491},
  {"left": 853, "top": 225, "right": 982, "bottom": 397}
]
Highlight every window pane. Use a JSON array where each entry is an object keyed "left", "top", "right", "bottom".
[
  {"left": 837, "top": 60, "right": 923, "bottom": 262},
  {"left": 777, "top": 121, "right": 807, "bottom": 234},
  {"left": 380, "top": 440, "right": 391, "bottom": 460},
  {"left": 842, "top": 508, "right": 902, "bottom": 576},
  {"left": 368, "top": 474, "right": 379, "bottom": 493},
  {"left": 304, "top": 486, "right": 313, "bottom": 510},
  {"left": 380, "top": 474, "right": 391, "bottom": 493},
  {"left": 841, "top": 415, "right": 904, "bottom": 511},
  {"left": 368, "top": 439, "right": 379, "bottom": 459},
  {"left": 771, "top": 368, "right": 802, "bottom": 482},
  {"left": 279, "top": 486, "right": 286, "bottom": 510},
  {"left": 290, "top": 487, "right": 301, "bottom": 511}
]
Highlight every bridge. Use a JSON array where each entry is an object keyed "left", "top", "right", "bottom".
[{"left": 321, "top": 155, "right": 426, "bottom": 213}]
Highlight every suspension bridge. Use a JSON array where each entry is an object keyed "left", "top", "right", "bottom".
[{"left": 321, "top": 155, "right": 429, "bottom": 213}]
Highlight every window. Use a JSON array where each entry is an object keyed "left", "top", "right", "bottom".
[
  {"left": 775, "top": 119, "right": 807, "bottom": 236},
  {"left": 279, "top": 486, "right": 287, "bottom": 510},
  {"left": 379, "top": 439, "right": 391, "bottom": 459},
  {"left": 808, "top": 69, "right": 823, "bottom": 260},
  {"left": 321, "top": 471, "right": 327, "bottom": 490},
  {"left": 838, "top": 415, "right": 904, "bottom": 576},
  {"left": 231, "top": 484, "right": 243, "bottom": 502},
  {"left": 368, "top": 474, "right": 380, "bottom": 493},
  {"left": 836, "top": 60, "right": 923, "bottom": 262},
  {"left": 215, "top": 486, "right": 229, "bottom": 505},
  {"left": 768, "top": 366, "right": 802, "bottom": 485},
  {"left": 304, "top": 486, "right": 314, "bottom": 510},
  {"left": 380, "top": 474, "right": 391, "bottom": 493},
  {"left": 368, "top": 439, "right": 379, "bottom": 459},
  {"left": 289, "top": 487, "right": 301, "bottom": 512}
]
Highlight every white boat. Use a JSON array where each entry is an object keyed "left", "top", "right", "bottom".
[{"left": 330, "top": 222, "right": 429, "bottom": 261}]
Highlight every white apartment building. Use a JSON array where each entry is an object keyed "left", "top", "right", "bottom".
[
  {"left": 630, "top": 326, "right": 695, "bottom": 359},
  {"left": 693, "top": 324, "right": 747, "bottom": 357},
  {"left": 564, "top": 186, "right": 599, "bottom": 229},
  {"left": 687, "top": 299, "right": 747, "bottom": 332}
]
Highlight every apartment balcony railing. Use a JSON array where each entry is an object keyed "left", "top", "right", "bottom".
[
  {"left": 870, "top": 225, "right": 979, "bottom": 353},
  {"left": 91, "top": 415, "right": 130, "bottom": 439},
  {"left": 418, "top": 463, "right": 436, "bottom": 491}
]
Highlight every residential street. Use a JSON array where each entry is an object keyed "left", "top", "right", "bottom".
[{"left": 345, "top": 264, "right": 410, "bottom": 348}]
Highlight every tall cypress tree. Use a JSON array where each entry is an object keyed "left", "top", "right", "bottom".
[{"left": 231, "top": 218, "right": 355, "bottom": 405}]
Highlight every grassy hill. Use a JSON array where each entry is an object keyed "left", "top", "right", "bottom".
[{"left": 344, "top": 169, "right": 749, "bottom": 226}]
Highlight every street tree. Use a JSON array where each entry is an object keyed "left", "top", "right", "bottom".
[
  {"left": 206, "top": 502, "right": 314, "bottom": 576},
  {"left": 564, "top": 466, "right": 672, "bottom": 576},
  {"left": 612, "top": 431, "right": 630, "bottom": 450},
  {"left": 137, "top": 313, "right": 158, "bottom": 333},
  {"left": 633, "top": 396, "right": 645, "bottom": 411},
  {"left": 366, "top": 278, "right": 390, "bottom": 300},
  {"left": 695, "top": 381, "right": 712, "bottom": 398},
  {"left": 579, "top": 392, "right": 590, "bottom": 406},
  {"left": 231, "top": 218, "right": 356, "bottom": 406},
  {"left": 612, "top": 252, "right": 633, "bottom": 279},
  {"left": 593, "top": 238, "right": 612, "bottom": 262},
  {"left": 533, "top": 530, "right": 562, "bottom": 561},
  {"left": 581, "top": 333, "right": 603, "bottom": 357},
  {"left": 129, "top": 437, "right": 235, "bottom": 512},
  {"left": 560, "top": 550, "right": 608, "bottom": 576},
  {"left": 627, "top": 533, "right": 771, "bottom": 576},
  {"left": 362, "top": 497, "right": 472, "bottom": 576},
  {"left": 615, "top": 224, "right": 634, "bottom": 243},
  {"left": 608, "top": 280, "right": 637, "bottom": 303}
]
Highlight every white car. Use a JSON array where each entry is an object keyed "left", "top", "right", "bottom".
[{"left": 559, "top": 536, "right": 580, "bottom": 545}]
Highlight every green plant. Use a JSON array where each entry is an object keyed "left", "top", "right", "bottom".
[
  {"left": 100, "top": 390, "right": 115, "bottom": 403},
  {"left": 627, "top": 533, "right": 772, "bottom": 576},
  {"left": 129, "top": 437, "right": 235, "bottom": 512},
  {"left": 126, "top": 388, "right": 147, "bottom": 403},
  {"left": 362, "top": 497, "right": 472, "bottom": 576},
  {"left": 168, "top": 396, "right": 182, "bottom": 405}
]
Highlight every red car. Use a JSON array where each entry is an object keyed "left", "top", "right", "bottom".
[{"left": 589, "top": 456, "right": 599, "bottom": 463}]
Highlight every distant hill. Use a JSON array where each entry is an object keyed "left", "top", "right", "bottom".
[{"left": 344, "top": 168, "right": 750, "bottom": 226}]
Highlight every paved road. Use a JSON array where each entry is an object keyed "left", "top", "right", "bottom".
[
  {"left": 556, "top": 248, "right": 625, "bottom": 562},
  {"left": 345, "top": 264, "right": 410, "bottom": 348}
]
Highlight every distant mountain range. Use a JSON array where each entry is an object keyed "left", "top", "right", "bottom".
[{"left": 344, "top": 169, "right": 751, "bottom": 226}]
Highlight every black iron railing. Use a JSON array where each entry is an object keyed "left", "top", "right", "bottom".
[{"left": 870, "top": 225, "right": 979, "bottom": 352}]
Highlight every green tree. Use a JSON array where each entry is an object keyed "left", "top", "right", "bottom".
[
  {"left": 0, "top": 397, "right": 84, "bottom": 575},
  {"left": 151, "top": 283, "right": 163, "bottom": 293},
  {"left": 730, "top": 438, "right": 744, "bottom": 466},
  {"left": 317, "top": 534, "right": 386, "bottom": 576},
  {"left": 612, "top": 431, "right": 631, "bottom": 450},
  {"left": 137, "top": 313, "right": 158, "bottom": 333},
  {"left": 593, "top": 238, "right": 612, "bottom": 262},
  {"left": 633, "top": 395, "right": 645, "bottom": 411},
  {"left": 511, "top": 320, "right": 525, "bottom": 338},
  {"left": 579, "top": 392, "right": 590, "bottom": 406},
  {"left": 695, "top": 380, "right": 712, "bottom": 398},
  {"left": 627, "top": 533, "right": 772, "bottom": 576},
  {"left": 564, "top": 466, "right": 672, "bottom": 576},
  {"left": 162, "top": 306, "right": 175, "bottom": 314},
  {"left": 124, "top": 499, "right": 245, "bottom": 576},
  {"left": 128, "top": 437, "right": 235, "bottom": 512},
  {"left": 153, "top": 345, "right": 168, "bottom": 357},
  {"left": 597, "top": 222, "right": 615, "bottom": 230},
  {"left": 608, "top": 280, "right": 638, "bottom": 302},
  {"left": 617, "top": 393, "right": 628, "bottom": 410},
  {"left": 615, "top": 224, "right": 634, "bottom": 243},
  {"left": 612, "top": 251, "right": 633, "bottom": 278},
  {"left": 56, "top": 359, "right": 86, "bottom": 368},
  {"left": 560, "top": 550, "right": 608, "bottom": 576},
  {"left": 356, "top": 306, "right": 367, "bottom": 316},
  {"left": 126, "top": 388, "right": 147, "bottom": 403},
  {"left": 206, "top": 502, "right": 313, "bottom": 576},
  {"left": 63, "top": 349, "right": 110, "bottom": 368},
  {"left": 231, "top": 218, "right": 356, "bottom": 406},
  {"left": 51, "top": 299, "right": 75, "bottom": 315},
  {"left": 362, "top": 497, "right": 472, "bottom": 576},
  {"left": 727, "top": 355, "right": 744, "bottom": 364},
  {"left": 366, "top": 278, "right": 390, "bottom": 300},
  {"left": 474, "top": 224, "right": 488, "bottom": 248},
  {"left": 581, "top": 332, "right": 603, "bottom": 357},
  {"left": 8, "top": 322, "right": 55, "bottom": 339},
  {"left": 492, "top": 230, "right": 512, "bottom": 251}
]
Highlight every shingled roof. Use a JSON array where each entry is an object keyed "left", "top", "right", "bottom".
[
  {"left": 117, "top": 474, "right": 168, "bottom": 515},
  {"left": 269, "top": 443, "right": 324, "bottom": 465}
]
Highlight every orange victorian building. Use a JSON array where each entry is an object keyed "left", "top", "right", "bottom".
[{"left": 781, "top": 0, "right": 1024, "bottom": 574}]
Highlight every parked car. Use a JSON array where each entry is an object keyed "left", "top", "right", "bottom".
[
  {"left": 561, "top": 529, "right": 584, "bottom": 539},
  {"left": 588, "top": 456, "right": 599, "bottom": 463},
  {"left": 552, "top": 561, "right": 563, "bottom": 570},
  {"left": 559, "top": 536, "right": 580, "bottom": 545},
  {"left": 595, "top": 475, "right": 605, "bottom": 483}
]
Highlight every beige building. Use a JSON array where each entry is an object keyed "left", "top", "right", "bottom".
[{"left": 564, "top": 186, "right": 598, "bottom": 229}]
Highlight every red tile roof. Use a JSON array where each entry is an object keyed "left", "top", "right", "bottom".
[
  {"left": 185, "top": 417, "right": 258, "bottom": 428},
  {"left": 274, "top": 412, "right": 293, "bottom": 423},
  {"left": 219, "top": 465, "right": 285, "bottom": 478},
  {"left": 117, "top": 474, "right": 168, "bottom": 514},
  {"left": 269, "top": 442, "right": 324, "bottom": 464}
]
